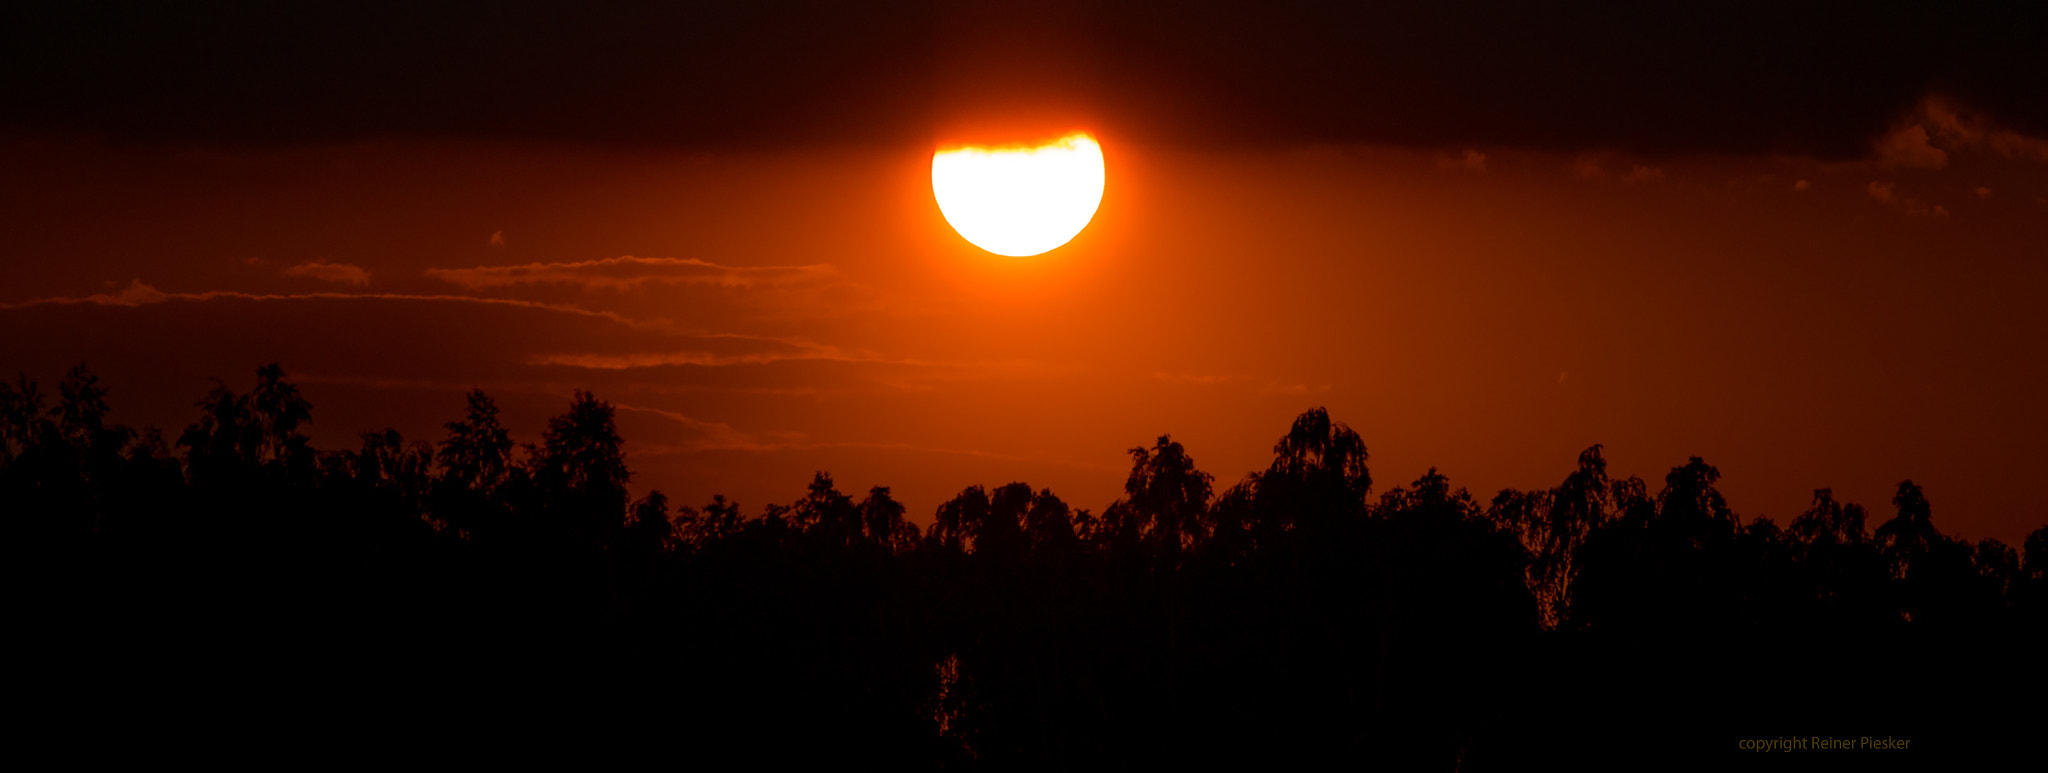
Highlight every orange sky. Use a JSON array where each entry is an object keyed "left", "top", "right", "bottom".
[{"left": 4, "top": 102, "right": 2046, "bottom": 543}]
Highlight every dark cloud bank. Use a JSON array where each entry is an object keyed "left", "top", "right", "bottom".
[{"left": 5, "top": 1, "right": 2044, "bottom": 156}]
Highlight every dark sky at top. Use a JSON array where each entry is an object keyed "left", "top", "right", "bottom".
[{"left": 5, "top": 1, "right": 2044, "bottom": 155}]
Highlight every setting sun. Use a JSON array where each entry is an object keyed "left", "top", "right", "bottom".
[{"left": 931, "top": 133, "right": 1105, "bottom": 257}]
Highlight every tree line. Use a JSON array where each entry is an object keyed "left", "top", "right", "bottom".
[{"left": 5, "top": 363, "right": 2042, "bottom": 767}]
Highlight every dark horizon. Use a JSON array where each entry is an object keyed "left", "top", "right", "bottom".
[
  {"left": 10, "top": 358, "right": 2047, "bottom": 546},
  {"left": 7, "top": 360, "right": 2042, "bottom": 765}
]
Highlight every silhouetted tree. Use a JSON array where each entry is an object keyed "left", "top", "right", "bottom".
[
  {"left": 8, "top": 363, "right": 2041, "bottom": 768},
  {"left": 342, "top": 429, "right": 433, "bottom": 493},
  {"left": 757, "top": 503, "right": 794, "bottom": 540},
  {"left": 1974, "top": 538, "right": 2020, "bottom": 598},
  {"left": 1877, "top": 480, "right": 1940, "bottom": 579},
  {"left": 980, "top": 482, "right": 1032, "bottom": 562},
  {"left": 858, "top": 485, "right": 920, "bottom": 553},
  {"left": 1777, "top": 488, "right": 1889, "bottom": 621},
  {"left": 438, "top": 389, "right": 513, "bottom": 495},
  {"left": 1070, "top": 507, "right": 1104, "bottom": 548},
  {"left": 1203, "top": 480, "right": 1257, "bottom": 565},
  {"left": 176, "top": 363, "right": 314, "bottom": 485},
  {"left": 431, "top": 390, "right": 516, "bottom": 540},
  {"left": 178, "top": 379, "right": 251, "bottom": 483},
  {"left": 0, "top": 374, "right": 49, "bottom": 467},
  {"left": 1022, "top": 488, "right": 1080, "bottom": 563},
  {"left": 2026, "top": 527, "right": 2048, "bottom": 584},
  {"left": 1376, "top": 467, "right": 1479, "bottom": 520},
  {"left": 54, "top": 364, "right": 135, "bottom": 479},
  {"left": 1546, "top": 447, "right": 1609, "bottom": 622},
  {"left": 795, "top": 471, "right": 861, "bottom": 547},
  {"left": 1868, "top": 480, "right": 1988, "bottom": 626},
  {"left": 1269, "top": 407, "right": 1371, "bottom": 493},
  {"left": 528, "top": 390, "right": 631, "bottom": 549},
  {"left": 1114, "top": 434, "right": 1212, "bottom": 565},
  {"left": 1254, "top": 407, "right": 1370, "bottom": 540},
  {"left": 625, "top": 489, "right": 680, "bottom": 555},
  {"left": 1487, "top": 445, "right": 1613, "bottom": 629},
  {"left": 930, "top": 485, "right": 991, "bottom": 555},
  {"left": 247, "top": 362, "right": 314, "bottom": 472},
  {"left": 1657, "top": 456, "right": 1736, "bottom": 537},
  {"left": 688, "top": 494, "right": 744, "bottom": 545},
  {"left": 1791, "top": 488, "right": 1868, "bottom": 545}
]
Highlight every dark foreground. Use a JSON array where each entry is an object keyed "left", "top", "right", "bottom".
[{"left": 8, "top": 364, "right": 2043, "bottom": 768}]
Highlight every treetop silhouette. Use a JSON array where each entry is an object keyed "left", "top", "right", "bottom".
[{"left": 5, "top": 362, "right": 2041, "bottom": 768}]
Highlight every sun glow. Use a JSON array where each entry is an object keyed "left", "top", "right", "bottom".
[{"left": 932, "top": 133, "right": 1105, "bottom": 257}]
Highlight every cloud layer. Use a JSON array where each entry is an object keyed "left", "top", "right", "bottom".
[
  {"left": 7, "top": 3, "right": 2045, "bottom": 156},
  {"left": 426, "top": 256, "right": 835, "bottom": 292}
]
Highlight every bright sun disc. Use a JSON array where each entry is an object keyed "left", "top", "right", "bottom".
[{"left": 932, "top": 133, "right": 1105, "bottom": 257}]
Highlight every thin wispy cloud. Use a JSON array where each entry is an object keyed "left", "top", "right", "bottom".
[
  {"left": 615, "top": 403, "right": 791, "bottom": 452},
  {"left": 527, "top": 348, "right": 862, "bottom": 370},
  {"left": 1, "top": 280, "right": 921, "bottom": 381},
  {"left": 3, "top": 279, "right": 667, "bottom": 332},
  {"left": 282, "top": 260, "right": 370, "bottom": 286},
  {"left": 426, "top": 256, "right": 836, "bottom": 292}
]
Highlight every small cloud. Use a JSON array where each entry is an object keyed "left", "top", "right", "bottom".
[
  {"left": 283, "top": 260, "right": 370, "bottom": 286},
  {"left": 1557, "top": 371, "right": 1569, "bottom": 384},
  {"left": 1868, "top": 97, "right": 2048, "bottom": 170},
  {"left": 528, "top": 352, "right": 758, "bottom": 369},
  {"left": 489, "top": 230, "right": 505, "bottom": 248},
  {"left": 243, "top": 256, "right": 263, "bottom": 266},
  {"left": 1622, "top": 165, "right": 1665, "bottom": 184},
  {"left": 1875, "top": 124, "right": 1948, "bottom": 170},
  {"left": 1438, "top": 149, "right": 1487, "bottom": 173},
  {"left": 0, "top": 283, "right": 674, "bottom": 327},
  {"left": 1572, "top": 157, "right": 1604, "bottom": 179},
  {"left": 1867, "top": 181, "right": 1948, "bottom": 217},
  {"left": 615, "top": 403, "right": 782, "bottom": 452},
  {"left": 1975, "top": 186, "right": 1993, "bottom": 199},
  {"left": 1921, "top": 97, "right": 2048, "bottom": 163},
  {"left": 1794, "top": 179, "right": 1811, "bottom": 191},
  {"left": 87, "top": 279, "right": 169, "bottom": 306},
  {"left": 0, "top": 278, "right": 167, "bottom": 309}
]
